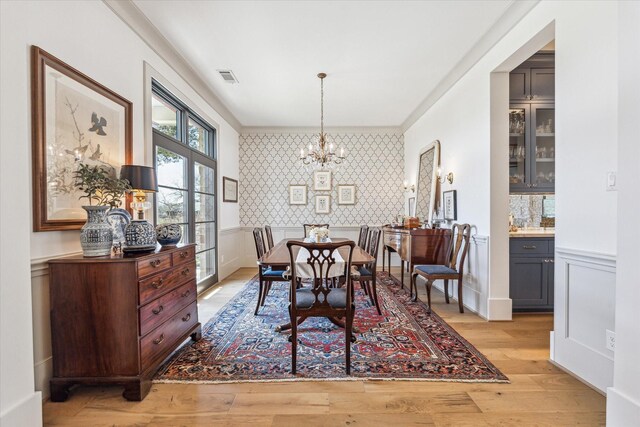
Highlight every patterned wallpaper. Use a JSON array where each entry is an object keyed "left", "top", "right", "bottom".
[{"left": 239, "top": 131, "right": 404, "bottom": 226}]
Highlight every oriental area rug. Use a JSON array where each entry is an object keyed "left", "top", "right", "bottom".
[{"left": 154, "top": 272, "right": 508, "bottom": 384}]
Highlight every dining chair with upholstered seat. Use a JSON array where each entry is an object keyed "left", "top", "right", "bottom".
[
  {"left": 253, "top": 227, "right": 287, "bottom": 315},
  {"left": 410, "top": 223, "right": 471, "bottom": 313},
  {"left": 286, "top": 240, "right": 355, "bottom": 374},
  {"left": 264, "top": 225, "right": 275, "bottom": 250},
  {"left": 303, "top": 223, "right": 330, "bottom": 238},
  {"left": 352, "top": 227, "right": 382, "bottom": 315},
  {"left": 357, "top": 225, "right": 369, "bottom": 249}
]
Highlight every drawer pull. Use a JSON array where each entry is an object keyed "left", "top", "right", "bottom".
[
  {"left": 150, "top": 259, "right": 162, "bottom": 268},
  {"left": 550, "top": 259, "right": 554, "bottom": 263},
  {"left": 522, "top": 245, "right": 537, "bottom": 249},
  {"left": 181, "top": 268, "right": 190, "bottom": 276},
  {"left": 153, "top": 334, "right": 165, "bottom": 345},
  {"left": 179, "top": 251, "right": 189, "bottom": 259},
  {"left": 152, "top": 305, "right": 164, "bottom": 315},
  {"left": 151, "top": 278, "right": 164, "bottom": 289},
  {"left": 181, "top": 290, "right": 191, "bottom": 298},
  {"left": 182, "top": 313, "right": 191, "bottom": 322}
]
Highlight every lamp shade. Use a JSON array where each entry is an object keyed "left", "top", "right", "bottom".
[{"left": 120, "top": 165, "right": 158, "bottom": 192}]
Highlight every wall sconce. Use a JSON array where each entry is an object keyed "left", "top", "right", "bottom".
[
  {"left": 403, "top": 180, "right": 415, "bottom": 193},
  {"left": 437, "top": 168, "right": 454, "bottom": 185}
]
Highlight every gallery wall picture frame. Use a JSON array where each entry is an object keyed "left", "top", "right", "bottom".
[
  {"left": 315, "top": 195, "right": 331, "bottom": 214},
  {"left": 31, "top": 46, "right": 133, "bottom": 231},
  {"left": 222, "top": 176, "right": 238, "bottom": 202},
  {"left": 337, "top": 184, "right": 356, "bottom": 205},
  {"left": 313, "top": 170, "right": 332, "bottom": 191},
  {"left": 289, "top": 184, "right": 307, "bottom": 205},
  {"left": 443, "top": 190, "right": 457, "bottom": 220}
]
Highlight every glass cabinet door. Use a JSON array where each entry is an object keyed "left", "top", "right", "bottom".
[
  {"left": 509, "top": 105, "right": 529, "bottom": 190},
  {"left": 531, "top": 104, "right": 555, "bottom": 190}
]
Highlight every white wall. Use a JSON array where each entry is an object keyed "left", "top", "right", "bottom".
[
  {"left": 404, "top": 0, "right": 619, "bottom": 391},
  {"left": 607, "top": 2, "right": 640, "bottom": 425},
  {"left": 0, "top": 0, "right": 241, "bottom": 411}
]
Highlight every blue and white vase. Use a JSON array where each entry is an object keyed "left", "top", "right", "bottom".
[
  {"left": 123, "top": 220, "right": 157, "bottom": 252},
  {"left": 156, "top": 224, "right": 182, "bottom": 246},
  {"left": 80, "top": 205, "right": 114, "bottom": 257}
]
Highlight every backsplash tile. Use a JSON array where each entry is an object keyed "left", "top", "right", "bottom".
[{"left": 509, "top": 194, "right": 555, "bottom": 228}]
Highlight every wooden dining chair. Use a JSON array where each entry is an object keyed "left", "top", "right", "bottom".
[
  {"left": 264, "top": 225, "right": 275, "bottom": 250},
  {"left": 352, "top": 227, "right": 382, "bottom": 315},
  {"left": 303, "top": 223, "right": 330, "bottom": 238},
  {"left": 357, "top": 225, "right": 369, "bottom": 249},
  {"left": 252, "top": 227, "right": 287, "bottom": 315},
  {"left": 286, "top": 240, "right": 355, "bottom": 374},
  {"left": 410, "top": 223, "right": 472, "bottom": 313}
]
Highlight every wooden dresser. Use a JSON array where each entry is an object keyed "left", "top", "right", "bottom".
[
  {"left": 382, "top": 226, "right": 451, "bottom": 285},
  {"left": 48, "top": 244, "right": 201, "bottom": 401}
]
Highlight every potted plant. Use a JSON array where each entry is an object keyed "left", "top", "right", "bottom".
[{"left": 74, "top": 163, "right": 131, "bottom": 256}]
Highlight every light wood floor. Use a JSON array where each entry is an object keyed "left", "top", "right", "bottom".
[{"left": 43, "top": 267, "right": 606, "bottom": 426}]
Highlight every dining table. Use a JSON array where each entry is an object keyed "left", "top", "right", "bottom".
[{"left": 258, "top": 237, "right": 375, "bottom": 333}]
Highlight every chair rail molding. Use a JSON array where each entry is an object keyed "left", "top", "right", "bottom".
[{"left": 553, "top": 246, "right": 616, "bottom": 393}]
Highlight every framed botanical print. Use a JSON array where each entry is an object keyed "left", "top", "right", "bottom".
[
  {"left": 289, "top": 185, "right": 307, "bottom": 205},
  {"left": 337, "top": 185, "right": 356, "bottom": 205},
  {"left": 443, "top": 190, "right": 457, "bottom": 220},
  {"left": 313, "top": 170, "right": 332, "bottom": 191},
  {"left": 315, "top": 195, "right": 331, "bottom": 214},
  {"left": 31, "top": 46, "right": 132, "bottom": 231},
  {"left": 222, "top": 177, "right": 238, "bottom": 202}
]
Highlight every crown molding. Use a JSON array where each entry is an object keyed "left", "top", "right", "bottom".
[
  {"left": 102, "top": 0, "right": 242, "bottom": 132},
  {"left": 241, "top": 126, "right": 403, "bottom": 135},
  {"left": 401, "top": 0, "right": 540, "bottom": 132}
]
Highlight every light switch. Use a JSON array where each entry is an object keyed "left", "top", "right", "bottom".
[{"left": 606, "top": 171, "right": 617, "bottom": 191}]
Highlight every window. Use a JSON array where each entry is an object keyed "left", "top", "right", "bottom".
[{"left": 152, "top": 82, "right": 217, "bottom": 291}]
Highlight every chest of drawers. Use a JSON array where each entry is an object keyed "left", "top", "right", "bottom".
[{"left": 48, "top": 244, "right": 201, "bottom": 401}]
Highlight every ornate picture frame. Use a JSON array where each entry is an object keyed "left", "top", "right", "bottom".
[
  {"left": 337, "top": 184, "right": 356, "bottom": 205},
  {"left": 31, "top": 46, "right": 133, "bottom": 231},
  {"left": 289, "top": 184, "right": 307, "bottom": 205},
  {"left": 315, "top": 195, "right": 331, "bottom": 214},
  {"left": 222, "top": 176, "right": 238, "bottom": 203},
  {"left": 443, "top": 190, "right": 457, "bottom": 220},
  {"left": 313, "top": 170, "right": 332, "bottom": 191}
]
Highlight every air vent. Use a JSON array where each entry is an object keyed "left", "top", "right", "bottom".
[{"left": 217, "top": 70, "right": 239, "bottom": 84}]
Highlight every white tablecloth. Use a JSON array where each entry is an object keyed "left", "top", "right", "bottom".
[{"left": 295, "top": 238, "right": 345, "bottom": 278}]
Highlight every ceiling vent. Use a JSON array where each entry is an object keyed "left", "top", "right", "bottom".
[{"left": 217, "top": 70, "right": 239, "bottom": 84}]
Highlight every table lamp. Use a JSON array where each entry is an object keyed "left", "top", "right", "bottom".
[{"left": 120, "top": 165, "right": 158, "bottom": 253}]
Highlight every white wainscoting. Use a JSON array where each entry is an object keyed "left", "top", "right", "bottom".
[
  {"left": 218, "top": 227, "right": 243, "bottom": 280},
  {"left": 240, "top": 226, "right": 404, "bottom": 269},
  {"left": 426, "top": 235, "right": 489, "bottom": 319},
  {"left": 30, "top": 252, "right": 81, "bottom": 399},
  {"left": 553, "top": 247, "right": 616, "bottom": 393}
]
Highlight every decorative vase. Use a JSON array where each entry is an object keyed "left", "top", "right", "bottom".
[
  {"left": 156, "top": 224, "right": 182, "bottom": 246},
  {"left": 80, "top": 205, "right": 114, "bottom": 257},
  {"left": 123, "top": 220, "right": 157, "bottom": 253}
]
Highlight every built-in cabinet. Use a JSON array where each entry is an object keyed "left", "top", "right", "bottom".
[
  {"left": 509, "top": 237, "right": 554, "bottom": 311},
  {"left": 509, "top": 54, "right": 555, "bottom": 193}
]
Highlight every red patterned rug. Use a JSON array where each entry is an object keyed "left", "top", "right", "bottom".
[{"left": 154, "top": 272, "right": 508, "bottom": 383}]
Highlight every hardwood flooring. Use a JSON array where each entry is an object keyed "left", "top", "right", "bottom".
[{"left": 43, "top": 267, "right": 606, "bottom": 426}]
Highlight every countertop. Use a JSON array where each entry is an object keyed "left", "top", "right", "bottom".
[{"left": 509, "top": 228, "right": 555, "bottom": 238}]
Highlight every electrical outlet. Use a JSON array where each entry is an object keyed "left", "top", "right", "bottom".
[{"left": 606, "top": 330, "right": 615, "bottom": 351}]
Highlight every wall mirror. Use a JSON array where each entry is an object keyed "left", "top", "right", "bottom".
[{"left": 414, "top": 140, "right": 440, "bottom": 224}]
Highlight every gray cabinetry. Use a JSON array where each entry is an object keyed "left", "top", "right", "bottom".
[
  {"left": 509, "top": 237, "right": 554, "bottom": 311},
  {"left": 509, "top": 53, "right": 555, "bottom": 193}
]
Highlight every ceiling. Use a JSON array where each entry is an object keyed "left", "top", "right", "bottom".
[{"left": 133, "top": 0, "right": 519, "bottom": 128}]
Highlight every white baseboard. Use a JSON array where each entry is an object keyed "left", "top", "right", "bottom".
[
  {"left": 0, "top": 391, "right": 42, "bottom": 427},
  {"left": 606, "top": 387, "right": 640, "bottom": 427},
  {"left": 487, "top": 298, "right": 513, "bottom": 320}
]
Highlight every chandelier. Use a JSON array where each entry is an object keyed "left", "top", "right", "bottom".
[{"left": 299, "top": 73, "right": 345, "bottom": 168}]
